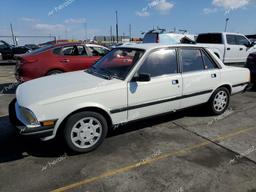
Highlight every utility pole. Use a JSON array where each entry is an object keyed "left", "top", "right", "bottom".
[
  {"left": 115, "top": 11, "right": 119, "bottom": 43},
  {"left": 65, "top": 29, "right": 68, "bottom": 40},
  {"left": 10, "top": 23, "right": 16, "bottom": 45},
  {"left": 110, "top": 26, "right": 113, "bottom": 43},
  {"left": 84, "top": 22, "right": 87, "bottom": 42},
  {"left": 225, "top": 18, "right": 229, "bottom": 32},
  {"left": 129, "top": 24, "right": 132, "bottom": 40}
]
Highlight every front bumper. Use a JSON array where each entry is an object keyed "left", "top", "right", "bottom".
[{"left": 8, "top": 99, "right": 54, "bottom": 138}]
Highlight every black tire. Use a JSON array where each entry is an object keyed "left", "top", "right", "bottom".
[
  {"left": 208, "top": 87, "right": 230, "bottom": 115},
  {"left": 64, "top": 111, "right": 108, "bottom": 153},
  {"left": 46, "top": 70, "right": 63, "bottom": 76}
]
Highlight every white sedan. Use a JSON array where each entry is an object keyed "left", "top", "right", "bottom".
[{"left": 9, "top": 44, "right": 250, "bottom": 153}]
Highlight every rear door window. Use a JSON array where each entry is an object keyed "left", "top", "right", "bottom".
[
  {"left": 180, "top": 49, "right": 205, "bottom": 73},
  {"left": 61, "top": 45, "right": 87, "bottom": 56},
  {"left": 226, "top": 35, "right": 237, "bottom": 45},
  {"left": 196, "top": 34, "right": 223, "bottom": 44}
]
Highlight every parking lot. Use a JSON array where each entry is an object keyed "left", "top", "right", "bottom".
[{"left": 0, "top": 64, "right": 256, "bottom": 192}]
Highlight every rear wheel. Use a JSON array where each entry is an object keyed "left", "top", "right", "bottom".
[
  {"left": 208, "top": 87, "right": 230, "bottom": 115},
  {"left": 46, "top": 70, "right": 63, "bottom": 76},
  {"left": 64, "top": 111, "right": 108, "bottom": 153}
]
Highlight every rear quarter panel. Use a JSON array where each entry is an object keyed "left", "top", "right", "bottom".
[{"left": 220, "top": 66, "right": 250, "bottom": 94}]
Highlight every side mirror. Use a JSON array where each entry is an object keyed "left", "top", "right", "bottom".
[
  {"left": 250, "top": 41, "right": 256, "bottom": 47},
  {"left": 246, "top": 41, "right": 256, "bottom": 48},
  {"left": 132, "top": 73, "right": 151, "bottom": 82}
]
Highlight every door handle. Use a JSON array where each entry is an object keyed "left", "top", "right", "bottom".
[
  {"left": 227, "top": 48, "right": 231, "bottom": 50},
  {"left": 172, "top": 80, "right": 179, "bottom": 85},
  {"left": 240, "top": 48, "right": 243, "bottom": 51},
  {"left": 61, "top": 59, "right": 70, "bottom": 63},
  {"left": 211, "top": 73, "right": 217, "bottom": 78}
]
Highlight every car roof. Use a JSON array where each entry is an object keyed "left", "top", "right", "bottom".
[
  {"left": 86, "top": 44, "right": 102, "bottom": 47},
  {"left": 54, "top": 42, "right": 83, "bottom": 47},
  {"left": 198, "top": 32, "right": 245, "bottom": 36},
  {"left": 54, "top": 43, "right": 107, "bottom": 48},
  {"left": 120, "top": 43, "right": 204, "bottom": 51}
]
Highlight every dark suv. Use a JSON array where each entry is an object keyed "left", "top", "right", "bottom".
[
  {"left": 0, "top": 40, "right": 29, "bottom": 60},
  {"left": 245, "top": 52, "right": 256, "bottom": 86}
]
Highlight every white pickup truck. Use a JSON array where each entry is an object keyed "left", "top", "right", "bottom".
[{"left": 196, "top": 32, "right": 256, "bottom": 64}]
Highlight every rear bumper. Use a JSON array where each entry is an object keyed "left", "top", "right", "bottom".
[
  {"left": 243, "top": 83, "right": 253, "bottom": 92},
  {"left": 8, "top": 99, "right": 54, "bottom": 138}
]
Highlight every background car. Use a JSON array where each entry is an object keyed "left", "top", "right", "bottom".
[
  {"left": 143, "top": 29, "right": 195, "bottom": 44},
  {"left": 245, "top": 52, "right": 256, "bottom": 86},
  {"left": 24, "top": 44, "right": 40, "bottom": 51},
  {"left": 0, "top": 40, "right": 30, "bottom": 60},
  {"left": 15, "top": 43, "right": 109, "bottom": 82},
  {"left": 196, "top": 32, "right": 256, "bottom": 64}
]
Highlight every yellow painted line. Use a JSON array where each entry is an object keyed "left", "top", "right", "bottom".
[{"left": 51, "top": 127, "right": 254, "bottom": 192}]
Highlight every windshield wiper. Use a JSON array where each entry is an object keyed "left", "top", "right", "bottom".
[
  {"left": 110, "top": 74, "right": 122, "bottom": 80},
  {"left": 87, "top": 67, "right": 112, "bottom": 80},
  {"left": 98, "top": 68, "right": 123, "bottom": 80}
]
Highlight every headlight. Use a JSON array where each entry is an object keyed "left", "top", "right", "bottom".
[{"left": 19, "top": 107, "right": 40, "bottom": 128}]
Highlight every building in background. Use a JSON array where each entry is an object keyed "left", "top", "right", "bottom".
[{"left": 93, "top": 36, "right": 130, "bottom": 43}]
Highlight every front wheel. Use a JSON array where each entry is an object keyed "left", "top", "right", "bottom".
[
  {"left": 208, "top": 87, "right": 230, "bottom": 115},
  {"left": 64, "top": 111, "right": 108, "bottom": 153}
]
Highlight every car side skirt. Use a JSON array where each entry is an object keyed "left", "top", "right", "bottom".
[{"left": 110, "top": 90, "right": 213, "bottom": 114}]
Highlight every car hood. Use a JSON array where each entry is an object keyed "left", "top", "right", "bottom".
[{"left": 16, "top": 70, "right": 123, "bottom": 108}]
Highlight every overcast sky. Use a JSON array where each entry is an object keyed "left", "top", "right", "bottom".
[{"left": 0, "top": 0, "right": 255, "bottom": 44}]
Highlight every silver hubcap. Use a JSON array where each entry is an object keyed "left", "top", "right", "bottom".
[
  {"left": 71, "top": 117, "right": 102, "bottom": 149},
  {"left": 213, "top": 91, "right": 228, "bottom": 112}
]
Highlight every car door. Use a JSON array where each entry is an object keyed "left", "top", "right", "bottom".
[
  {"left": 225, "top": 34, "right": 240, "bottom": 63},
  {"left": 127, "top": 48, "right": 182, "bottom": 121},
  {"left": 57, "top": 45, "right": 99, "bottom": 71},
  {"left": 179, "top": 48, "right": 221, "bottom": 109},
  {"left": 235, "top": 35, "right": 251, "bottom": 62}
]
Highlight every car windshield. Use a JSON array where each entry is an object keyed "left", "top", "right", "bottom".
[{"left": 87, "top": 48, "right": 145, "bottom": 80}]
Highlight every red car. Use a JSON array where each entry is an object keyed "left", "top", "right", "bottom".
[{"left": 15, "top": 43, "right": 109, "bottom": 82}]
